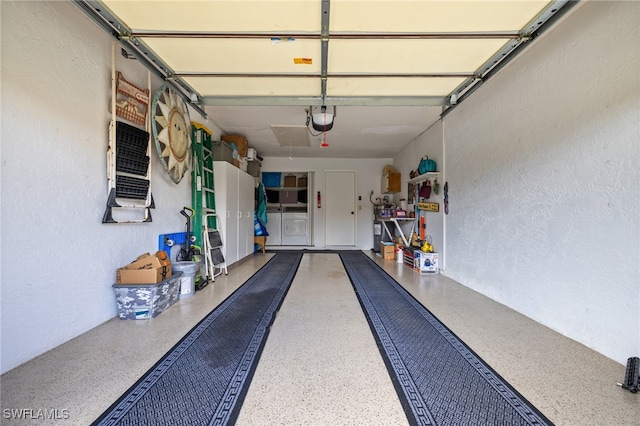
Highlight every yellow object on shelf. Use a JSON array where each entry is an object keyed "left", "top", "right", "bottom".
[
  {"left": 421, "top": 235, "right": 434, "bottom": 253},
  {"left": 421, "top": 241, "right": 433, "bottom": 253}
]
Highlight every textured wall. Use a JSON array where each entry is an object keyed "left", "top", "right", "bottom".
[
  {"left": 442, "top": 1, "right": 639, "bottom": 363},
  {"left": 0, "top": 1, "right": 219, "bottom": 373}
]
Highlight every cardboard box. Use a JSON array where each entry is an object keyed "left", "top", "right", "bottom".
[
  {"left": 221, "top": 135, "right": 249, "bottom": 157},
  {"left": 381, "top": 242, "right": 395, "bottom": 260},
  {"left": 413, "top": 252, "right": 439, "bottom": 273},
  {"left": 116, "top": 251, "right": 172, "bottom": 284}
]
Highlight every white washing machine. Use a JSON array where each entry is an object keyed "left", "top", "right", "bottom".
[{"left": 281, "top": 213, "right": 309, "bottom": 245}]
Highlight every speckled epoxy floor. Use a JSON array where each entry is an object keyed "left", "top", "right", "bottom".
[
  {"left": 236, "top": 253, "right": 406, "bottom": 425},
  {"left": 1, "top": 252, "right": 638, "bottom": 425}
]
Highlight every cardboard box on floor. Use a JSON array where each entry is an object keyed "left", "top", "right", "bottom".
[
  {"left": 116, "top": 251, "right": 172, "bottom": 284},
  {"left": 414, "top": 251, "right": 439, "bottom": 273},
  {"left": 380, "top": 242, "right": 395, "bottom": 260}
]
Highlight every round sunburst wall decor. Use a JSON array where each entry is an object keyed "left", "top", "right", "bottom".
[{"left": 151, "top": 84, "right": 191, "bottom": 184}]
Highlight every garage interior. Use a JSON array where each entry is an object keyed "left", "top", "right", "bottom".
[{"left": 1, "top": 1, "right": 638, "bottom": 424}]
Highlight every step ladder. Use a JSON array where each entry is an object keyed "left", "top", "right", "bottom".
[
  {"left": 203, "top": 213, "right": 227, "bottom": 281},
  {"left": 191, "top": 124, "right": 225, "bottom": 281}
]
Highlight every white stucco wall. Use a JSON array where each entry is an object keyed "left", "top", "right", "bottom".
[
  {"left": 261, "top": 157, "right": 393, "bottom": 250},
  {"left": 0, "top": 1, "right": 220, "bottom": 373},
  {"left": 426, "top": 1, "right": 638, "bottom": 364}
]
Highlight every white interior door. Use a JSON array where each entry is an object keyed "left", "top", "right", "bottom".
[{"left": 324, "top": 170, "right": 356, "bottom": 246}]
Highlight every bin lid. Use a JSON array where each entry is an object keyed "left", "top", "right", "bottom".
[{"left": 172, "top": 261, "right": 198, "bottom": 273}]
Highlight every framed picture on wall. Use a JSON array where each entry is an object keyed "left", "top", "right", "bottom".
[{"left": 407, "top": 183, "right": 415, "bottom": 204}]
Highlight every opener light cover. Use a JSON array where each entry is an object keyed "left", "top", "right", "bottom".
[{"left": 311, "top": 108, "right": 334, "bottom": 132}]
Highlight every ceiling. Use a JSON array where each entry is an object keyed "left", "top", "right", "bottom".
[{"left": 75, "top": 0, "right": 575, "bottom": 159}]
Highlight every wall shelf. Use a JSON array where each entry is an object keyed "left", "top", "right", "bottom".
[
  {"left": 380, "top": 218, "right": 416, "bottom": 247},
  {"left": 265, "top": 186, "right": 307, "bottom": 191},
  {"left": 408, "top": 172, "right": 440, "bottom": 185}
]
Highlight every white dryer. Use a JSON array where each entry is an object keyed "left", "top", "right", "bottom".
[{"left": 281, "top": 213, "right": 309, "bottom": 245}]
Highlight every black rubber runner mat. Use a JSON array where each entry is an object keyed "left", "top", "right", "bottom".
[
  {"left": 93, "top": 252, "right": 302, "bottom": 426},
  {"left": 339, "top": 251, "right": 552, "bottom": 426}
]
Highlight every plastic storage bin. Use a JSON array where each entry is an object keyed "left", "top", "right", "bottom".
[
  {"left": 212, "top": 140, "right": 235, "bottom": 164},
  {"left": 262, "top": 172, "right": 281, "bottom": 187},
  {"left": 279, "top": 190, "right": 297, "bottom": 204},
  {"left": 247, "top": 160, "right": 261, "bottom": 177},
  {"left": 112, "top": 272, "right": 182, "bottom": 320},
  {"left": 265, "top": 189, "right": 279, "bottom": 203},
  {"left": 172, "top": 261, "right": 197, "bottom": 300}
]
